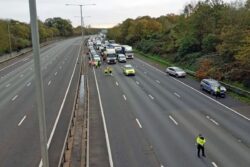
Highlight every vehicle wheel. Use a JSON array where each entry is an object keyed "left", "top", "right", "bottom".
[
  {"left": 175, "top": 74, "right": 178, "bottom": 78},
  {"left": 200, "top": 85, "right": 204, "bottom": 90}
]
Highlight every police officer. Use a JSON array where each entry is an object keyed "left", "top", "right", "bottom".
[
  {"left": 196, "top": 134, "right": 206, "bottom": 158},
  {"left": 215, "top": 86, "right": 221, "bottom": 98}
]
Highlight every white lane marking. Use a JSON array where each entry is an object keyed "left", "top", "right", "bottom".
[
  {"left": 22, "top": 58, "right": 29, "bottom": 61},
  {"left": 115, "top": 82, "right": 119, "bottom": 86},
  {"left": 148, "top": 94, "right": 154, "bottom": 100},
  {"left": 123, "top": 95, "right": 127, "bottom": 101},
  {"left": 156, "top": 80, "right": 161, "bottom": 84},
  {"left": 26, "top": 82, "right": 31, "bottom": 87},
  {"left": 47, "top": 43, "right": 81, "bottom": 149},
  {"left": 6, "top": 84, "right": 10, "bottom": 87},
  {"left": 206, "top": 116, "right": 219, "bottom": 126},
  {"left": 169, "top": 115, "right": 178, "bottom": 125},
  {"left": 136, "top": 81, "right": 140, "bottom": 85},
  {"left": 12, "top": 95, "right": 18, "bottom": 101},
  {"left": 174, "top": 92, "right": 181, "bottom": 98},
  {"left": 20, "top": 74, "right": 24, "bottom": 78},
  {"left": 93, "top": 68, "right": 114, "bottom": 167},
  {"left": 212, "top": 162, "right": 218, "bottom": 167},
  {"left": 54, "top": 72, "right": 57, "bottom": 76},
  {"left": 136, "top": 58, "right": 250, "bottom": 121},
  {"left": 18, "top": 115, "right": 27, "bottom": 126},
  {"left": 136, "top": 118, "right": 142, "bottom": 128},
  {"left": 160, "top": 165, "right": 164, "bottom": 167},
  {"left": 48, "top": 81, "right": 51, "bottom": 86}
]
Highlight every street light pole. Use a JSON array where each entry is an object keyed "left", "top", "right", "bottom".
[
  {"left": 65, "top": 3, "right": 95, "bottom": 45},
  {"left": 7, "top": 21, "right": 12, "bottom": 56},
  {"left": 80, "top": 5, "right": 84, "bottom": 45},
  {"left": 28, "top": 0, "right": 49, "bottom": 167}
]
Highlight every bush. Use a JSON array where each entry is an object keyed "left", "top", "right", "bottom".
[{"left": 243, "top": 78, "right": 250, "bottom": 88}]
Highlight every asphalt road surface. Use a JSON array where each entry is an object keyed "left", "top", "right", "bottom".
[
  {"left": 0, "top": 37, "right": 82, "bottom": 167},
  {"left": 90, "top": 56, "right": 250, "bottom": 167}
]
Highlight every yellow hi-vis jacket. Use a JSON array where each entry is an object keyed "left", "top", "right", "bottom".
[{"left": 196, "top": 136, "right": 206, "bottom": 146}]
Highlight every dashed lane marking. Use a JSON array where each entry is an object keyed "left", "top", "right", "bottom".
[
  {"left": 212, "top": 162, "right": 218, "bottom": 167},
  {"left": 54, "top": 72, "right": 58, "bottom": 76},
  {"left": 18, "top": 115, "right": 27, "bottom": 126},
  {"left": 26, "top": 82, "right": 31, "bottom": 87},
  {"left": 116, "top": 82, "right": 119, "bottom": 86},
  {"left": 123, "top": 95, "right": 127, "bottom": 101},
  {"left": 148, "top": 94, "right": 154, "bottom": 100},
  {"left": 174, "top": 92, "right": 181, "bottom": 98},
  {"left": 156, "top": 80, "right": 161, "bottom": 84},
  {"left": 48, "top": 81, "right": 51, "bottom": 86},
  {"left": 169, "top": 115, "right": 178, "bottom": 125},
  {"left": 12, "top": 95, "right": 18, "bottom": 101},
  {"left": 6, "top": 84, "right": 10, "bottom": 88},
  {"left": 136, "top": 118, "right": 142, "bottom": 128}
]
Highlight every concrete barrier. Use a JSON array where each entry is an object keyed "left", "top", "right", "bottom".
[{"left": 0, "top": 38, "right": 63, "bottom": 64}]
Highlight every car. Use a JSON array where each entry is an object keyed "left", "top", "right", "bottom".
[
  {"left": 93, "top": 54, "right": 101, "bottom": 62},
  {"left": 166, "top": 67, "right": 186, "bottom": 77},
  {"left": 200, "top": 79, "right": 227, "bottom": 97},
  {"left": 117, "top": 54, "right": 126, "bottom": 63},
  {"left": 123, "top": 64, "right": 135, "bottom": 76}
]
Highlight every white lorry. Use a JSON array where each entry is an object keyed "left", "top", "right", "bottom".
[
  {"left": 122, "top": 45, "right": 134, "bottom": 59},
  {"left": 104, "top": 48, "right": 117, "bottom": 64}
]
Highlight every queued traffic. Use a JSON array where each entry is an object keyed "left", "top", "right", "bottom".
[{"left": 87, "top": 34, "right": 226, "bottom": 98}]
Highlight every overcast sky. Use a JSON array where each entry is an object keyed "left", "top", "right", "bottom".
[{"left": 1, "top": 0, "right": 236, "bottom": 28}]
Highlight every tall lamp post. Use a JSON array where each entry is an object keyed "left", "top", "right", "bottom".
[
  {"left": 65, "top": 3, "right": 95, "bottom": 45},
  {"left": 7, "top": 20, "right": 12, "bottom": 56}
]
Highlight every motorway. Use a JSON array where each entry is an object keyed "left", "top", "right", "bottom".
[
  {"left": 0, "top": 37, "right": 82, "bottom": 166},
  {"left": 90, "top": 57, "right": 250, "bottom": 167}
]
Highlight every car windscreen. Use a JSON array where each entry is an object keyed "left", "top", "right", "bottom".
[
  {"left": 210, "top": 81, "right": 220, "bottom": 87},
  {"left": 107, "top": 54, "right": 117, "bottom": 58}
]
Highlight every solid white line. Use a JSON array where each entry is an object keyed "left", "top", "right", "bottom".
[
  {"left": 148, "top": 94, "right": 154, "bottom": 100},
  {"left": 156, "top": 80, "right": 161, "bottom": 84},
  {"left": 26, "top": 82, "right": 31, "bottom": 87},
  {"left": 12, "top": 95, "right": 18, "bottom": 101},
  {"left": 54, "top": 72, "right": 57, "bottom": 76},
  {"left": 174, "top": 92, "right": 181, "bottom": 98},
  {"left": 136, "top": 58, "right": 250, "bottom": 121},
  {"left": 93, "top": 68, "right": 114, "bottom": 167},
  {"left": 115, "top": 81, "right": 119, "bottom": 86},
  {"left": 18, "top": 115, "right": 27, "bottom": 126},
  {"left": 87, "top": 78, "right": 90, "bottom": 167},
  {"left": 136, "top": 118, "right": 142, "bottom": 128},
  {"left": 136, "top": 81, "right": 140, "bottom": 85},
  {"left": 6, "top": 84, "right": 10, "bottom": 87},
  {"left": 169, "top": 115, "right": 178, "bottom": 125},
  {"left": 212, "top": 162, "right": 218, "bottom": 167},
  {"left": 48, "top": 81, "right": 51, "bottom": 86},
  {"left": 210, "top": 119, "right": 219, "bottom": 126},
  {"left": 123, "top": 95, "right": 127, "bottom": 101}
]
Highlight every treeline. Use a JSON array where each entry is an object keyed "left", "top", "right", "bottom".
[
  {"left": 107, "top": 0, "right": 250, "bottom": 88},
  {"left": 0, "top": 17, "right": 99, "bottom": 56}
]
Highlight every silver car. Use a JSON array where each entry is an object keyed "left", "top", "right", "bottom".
[{"left": 166, "top": 67, "right": 186, "bottom": 77}]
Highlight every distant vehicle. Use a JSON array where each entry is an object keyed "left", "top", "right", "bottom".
[
  {"left": 123, "top": 64, "right": 135, "bottom": 76},
  {"left": 109, "top": 40, "right": 115, "bottom": 44},
  {"left": 117, "top": 54, "right": 126, "bottom": 63},
  {"left": 122, "top": 45, "right": 134, "bottom": 59},
  {"left": 105, "top": 48, "right": 117, "bottom": 64},
  {"left": 90, "top": 49, "right": 97, "bottom": 56},
  {"left": 200, "top": 79, "right": 227, "bottom": 97},
  {"left": 93, "top": 54, "right": 101, "bottom": 62},
  {"left": 110, "top": 43, "right": 122, "bottom": 54},
  {"left": 166, "top": 67, "right": 186, "bottom": 77}
]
